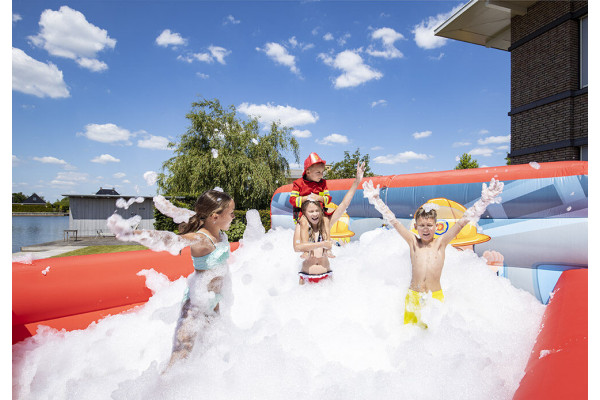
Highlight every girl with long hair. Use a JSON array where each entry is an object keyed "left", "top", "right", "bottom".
[{"left": 292, "top": 162, "right": 365, "bottom": 284}]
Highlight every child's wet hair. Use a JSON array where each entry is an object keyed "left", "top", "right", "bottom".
[
  {"left": 415, "top": 206, "right": 437, "bottom": 222},
  {"left": 179, "top": 190, "right": 233, "bottom": 234}
]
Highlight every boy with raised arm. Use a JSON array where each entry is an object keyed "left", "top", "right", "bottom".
[{"left": 362, "top": 178, "right": 503, "bottom": 328}]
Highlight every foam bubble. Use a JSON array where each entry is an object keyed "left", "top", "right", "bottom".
[
  {"left": 529, "top": 162, "right": 540, "bottom": 170},
  {"left": 144, "top": 171, "right": 158, "bottom": 186},
  {"left": 211, "top": 149, "right": 219, "bottom": 158}
]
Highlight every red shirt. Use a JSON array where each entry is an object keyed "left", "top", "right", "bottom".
[{"left": 290, "top": 177, "right": 332, "bottom": 221}]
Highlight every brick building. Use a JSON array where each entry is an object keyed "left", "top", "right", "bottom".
[{"left": 436, "top": 0, "right": 588, "bottom": 164}]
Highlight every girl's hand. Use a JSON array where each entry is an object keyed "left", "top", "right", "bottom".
[
  {"left": 356, "top": 161, "right": 365, "bottom": 182},
  {"left": 322, "top": 240, "right": 333, "bottom": 250}
]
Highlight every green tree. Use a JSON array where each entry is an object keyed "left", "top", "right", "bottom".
[
  {"left": 158, "top": 98, "right": 300, "bottom": 209},
  {"left": 52, "top": 197, "right": 70, "bottom": 212},
  {"left": 326, "top": 148, "right": 376, "bottom": 179},
  {"left": 455, "top": 153, "right": 479, "bottom": 169},
  {"left": 505, "top": 152, "right": 512, "bottom": 165},
  {"left": 12, "top": 192, "right": 27, "bottom": 203}
]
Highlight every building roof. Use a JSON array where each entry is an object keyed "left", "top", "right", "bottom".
[
  {"left": 96, "top": 187, "right": 120, "bottom": 195},
  {"left": 435, "top": 0, "right": 537, "bottom": 51},
  {"left": 62, "top": 194, "right": 154, "bottom": 199},
  {"left": 22, "top": 193, "right": 46, "bottom": 204}
]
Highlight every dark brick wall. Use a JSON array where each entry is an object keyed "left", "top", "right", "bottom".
[{"left": 509, "top": 1, "right": 587, "bottom": 164}]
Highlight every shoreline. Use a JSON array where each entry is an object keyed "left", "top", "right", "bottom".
[{"left": 13, "top": 213, "right": 69, "bottom": 217}]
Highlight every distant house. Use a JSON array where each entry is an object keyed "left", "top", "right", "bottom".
[
  {"left": 63, "top": 193, "right": 155, "bottom": 237},
  {"left": 22, "top": 193, "right": 46, "bottom": 205},
  {"left": 96, "top": 187, "right": 120, "bottom": 195},
  {"left": 435, "top": 0, "right": 588, "bottom": 164}
]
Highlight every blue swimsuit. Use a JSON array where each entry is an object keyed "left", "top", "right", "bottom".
[
  {"left": 183, "top": 231, "right": 230, "bottom": 310},
  {"left": 192, "top": 231, "right": 230, "bottom": 271}
]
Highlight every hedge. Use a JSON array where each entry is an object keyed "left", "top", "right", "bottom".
[
  {"left": 153, "top": 199, "right": 272, "bottom": 243},
  {"left": 12, "top": 204, "right": 68, "bottom": 213}
]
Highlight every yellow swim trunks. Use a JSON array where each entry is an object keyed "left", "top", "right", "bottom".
[{"left": 403, "top": 288, "right": 445, "bottom": 328}]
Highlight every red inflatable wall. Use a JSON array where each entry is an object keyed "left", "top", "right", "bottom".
[
  {"left": 512, "top": 268, "right": 588, "bottom": 400},
  {"left": 12, "top": 243, "right": 239, "bottom": 344}
]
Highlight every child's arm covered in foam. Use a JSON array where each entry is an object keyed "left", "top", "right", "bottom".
[
  {"left": 440, "top": 178, "right": 504, "bottom": 246},
  {"left": 362, "top": 180, "right": 415, "bottom": 244}
]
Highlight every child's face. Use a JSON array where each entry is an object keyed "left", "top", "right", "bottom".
[
  {"left": 305, "top": 163, "right": 325, "bottom": 182},
  {"left": 304, "top": 202, "right": 323, "bottom": 225},
  {"left": 214, "top": 201, "right": 236, "bottom": 231},
  {"left": 415, "top": 217, "right": 436, "bottom": 242}
]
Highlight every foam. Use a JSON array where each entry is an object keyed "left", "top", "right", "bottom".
[{"left": 12, "top": 227, "right": 544, "bottom": 400}]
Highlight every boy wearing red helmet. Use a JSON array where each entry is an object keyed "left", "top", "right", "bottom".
[{"left": 289, "top": 152, "right": 333, "bottom": 223}]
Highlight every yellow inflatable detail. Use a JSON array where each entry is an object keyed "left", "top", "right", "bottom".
[
  {"left": 410, "top": 198, "right": 491, "bottom": 247},
  {"left": 327, "top": 202, "right": 355, "bottom": 244}
]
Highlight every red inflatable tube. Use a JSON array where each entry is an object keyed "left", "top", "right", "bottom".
[
  {"left": 512, "top": 268, "right": 587, "bottom": 400},
  {"left": 12, "top": 243, "right": 239, "bottom": 344}
]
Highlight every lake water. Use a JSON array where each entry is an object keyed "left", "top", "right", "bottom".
[{"left": 12, "top": 216, "right": 69, "bottom": 253}]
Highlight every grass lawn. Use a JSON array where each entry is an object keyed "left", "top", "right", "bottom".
[{"left": 51, "top": 245, "right": 148, "bottom": 257}]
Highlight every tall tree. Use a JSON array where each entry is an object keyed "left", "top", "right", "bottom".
[
  {"left": 326, "top": 148, "right": 376, "bottom": 179},
  {"left": 12, "top": 192, "right": 27, "bottom": 203},
  {"left": 455, "top": 153, "right": 479, "bottom": 169},
  {"left": 158, "top": 98, "right": 300, "bottom": 209}
]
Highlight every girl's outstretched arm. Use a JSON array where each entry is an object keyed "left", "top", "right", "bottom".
[
  {"left": 329, "top": 162, "right": 365, "bottom": 226},
  {"left": 107, "top": 214, "right": 203, "bottom": 255}
]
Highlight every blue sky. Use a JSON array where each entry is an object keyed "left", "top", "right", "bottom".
[{"left": 11, "top": 0, "right": 513, "bottom": 203}]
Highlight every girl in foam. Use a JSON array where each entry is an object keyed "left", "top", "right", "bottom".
[
  {"left": 107, "top": 189, "right": 236, "bottom": 369},
  {"left": 293, "top": 162, "right": 365, "bottom": 284}
]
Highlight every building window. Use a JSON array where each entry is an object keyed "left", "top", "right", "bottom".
[
  {"left": 580, "top": 145, "right": 587, "bottom": 161},
  {"left": 580, "top": 15, "right": 588, "bottom": 88}
]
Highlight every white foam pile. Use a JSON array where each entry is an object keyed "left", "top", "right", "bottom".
[
  {"left": 153, "top": 195, "right": 195, "bottom": 224},
  {"left": 12, "top": 224, "right": 544, "bottom": 400},
  {"left": 116, "top": 197, "right": 145, "bottom": 210}
]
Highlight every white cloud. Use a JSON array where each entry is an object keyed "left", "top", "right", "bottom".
[
  {"left": 257, "top": 42, "right": 299, "bottom": 75},
  {"left": 33, "top": 156, "right": 67, "bottom": 166},
  {"left": 429, "top": 52, "right": 445, "bottom": 61},
  {"left": 496, "top": 145, "right": 509, "bottom": 151},
  {"left": 28, "top": 6, "right": 116, "bottom": 72},
  {"left": 137, "top": 135, "right": 171, "bottom": 150},
  {"left": 13, "top": 14, "right": 22, "bottom": 22},
  {"left": 122, "top": 179, "right": 131, "bottom": 184},
  {"left": 238, "top": 103, "right": 318, "bottom": 128},
  {"left": 323, "top": 33, "right": 334, "bottom": 41},
  {"left": 178, "top": 46, "right": 230, "bottom": 64},
  {"left": 196, "top": 72, "right": 209, "bottom": 79},
  {"left": 371, "top": 99, "right": 387, "bottom": 108},
  {"left": 452, "top": 141, "right": 471, "bottom": 147},
  {"left": 374, "top": 151, "right": 431, "bottom": 164},
  {"left": 469, "top": 147, "right": 494, "bottom": 157},
  {"left": 79, "top": 123, "right": 132, "bottom": 144},
  {"left": 76, "top": 57, "right": 108, "bottom": 72},
  {"left": 12, "top": 48, "right": 70, "bottom": 98},
  {"left": 50, "top": 171, "right": 89, "bottom": 186},
  {"left": 319, "top": 50, "right": 382, "bottom": 89},
  {"left": 316, "top": 133, "right": 349, "bottom": 145},
  {"left": 292, "top": 129, "right": 312, "bottom": 138},
  {"left": 209, "top": 46, "right": 230, "bottom": 64},
  {"left": 224, "top": 15, "right": 240, "bottom": 25},
  {"left": 412, "top": 4, "right": 463, "bottom": 50},
  {"left": 13, "top": 155, "right": 21, "bottom": 166},
  {"left": 113, "top": 172, "right": 126, "bottom": 179},
  {"left": 288, "top": 36, "right": 314, "bottom": 51},
  {"left": 367, "top": 27, "right": 405, "bottom": 59},
  {"left": 412, "top": 130, "right": 432, "bottom": 139},
  {"left": 478, "top": 135, "right": 510, "bottom": 145},
  {"left": 156, "top": 29, "right": 187, "bottom": 47},
  {"left": 371, "top": 146, "right": 383, "bottom": 151},
  {"left": 338, "top": 33, "right": 351, "bottom": 46},
  {"left": 478, "top": 129, "right": 490, "bottom": 135},
  {"left": 91, "top": 154, "right": 120, "bottom": 163}
]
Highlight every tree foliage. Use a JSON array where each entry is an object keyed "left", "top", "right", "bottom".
[
  {"left": 455, "top": 153, "right": 479, "bottom": 170},
  {"left": 326, "top": 148, "right": 376, "bottom": 180},
  {"left": 157, "top": 98, "right": 300, "bottom": 209},
  {"left": 12, "top": 192, "right": 27, "bottom": 203}
]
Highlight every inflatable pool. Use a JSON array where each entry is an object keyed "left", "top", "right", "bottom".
[{"left": 12, "top": 161, "right": 587, "bottom": 399}]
